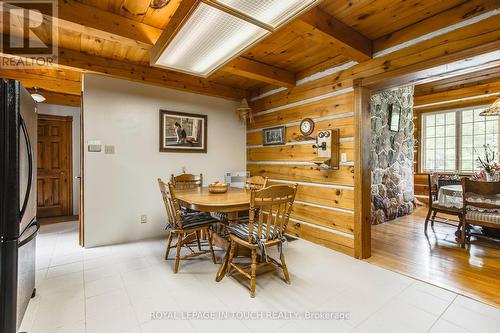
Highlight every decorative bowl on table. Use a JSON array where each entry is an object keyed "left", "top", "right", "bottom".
[{"left": 208, "top": 182, "right": 228, "bottom": 193}]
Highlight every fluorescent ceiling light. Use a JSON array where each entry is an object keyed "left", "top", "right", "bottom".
[
  {"left": 216, "top": 0, "right": 317, "bottom": 28},
  {"left": 157, "top": 2, "right": 268, "bottom": 76},
  {"left": 152, "top": 0, "right": 318, "bottom": 77}
]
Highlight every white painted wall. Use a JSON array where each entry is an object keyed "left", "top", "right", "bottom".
[
  {"left": 82, "top": 74, "right": 246, "bottom": 247},
  {"left": 36, "top": 103, "right": 81, "bottom": 216}
]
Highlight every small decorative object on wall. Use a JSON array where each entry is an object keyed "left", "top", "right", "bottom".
[
  {"left": 311, "top": 129, "right": 340, "bottom": 169},
  {"left": 263, "top": 126, "right": 285, "bottom": 146},
  {"left": 159, "top": 110, "right": 207, "bottom": 153},
  {"left": 236, "top": 98, "right": 254, "bottom": 125},
  {"left": 388, "top": 103, "right": 401, "bottom": 132},
  {"left": 299, "top": 118, "right": 314, "bottom": 136}
]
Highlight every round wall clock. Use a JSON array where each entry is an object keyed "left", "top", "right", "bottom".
[{"left": 300, "top": 118, "right": 314, "bottom": 136}]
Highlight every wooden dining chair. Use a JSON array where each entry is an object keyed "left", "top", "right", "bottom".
[
  {"left": 158, "top": 178, "right": 218, "bottom": 273},
  {"left": 461, "top": 178, "right": 500, "bottom": 247},
  {"left": 171, "top": 173, "right": 203, "bottom": 215},
  {"left": 171, "top": 173, "right": 203, "bottom": 189},
  {"left": 244, "top": 176, "right": 268, "bottom": 190},
  {"left": 226, "top": 184, "right": 298, "bottom": 297},
  {"left": 424, "top": 174, "right": 463, "bottom": 233}
]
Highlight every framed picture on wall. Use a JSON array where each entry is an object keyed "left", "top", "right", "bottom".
[
  {"left": 262, "top": 126, "right": 285, "bottom": 146},
  {"left": 388, "top": 104, "right": 401, "bottom": 132},
  {"left": 159, "top": 110, "right": 207, "bottom": 153}
]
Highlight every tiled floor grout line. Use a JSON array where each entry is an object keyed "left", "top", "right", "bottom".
[
  {"left": 118, "top": 265, "right": 142, "bottom": 332},
  {"left": 82, "top": 242, "right": 89, "bottom": 333},
  {"left": 425, "top": 294, "right": 458, "bottom": 333}
]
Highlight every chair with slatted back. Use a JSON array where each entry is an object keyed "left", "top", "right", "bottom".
[
  {"left": 226, "top": 184, "right": 298, "bottom": 297},
  {"left": 171, "top": 173, "right": 203, "bottom": 217},
  {"left": 461, "top": 178, "right": 500, "bottom": 247},
  {"left": 158, "top": 178, "right": 218, "bottom": 273},
  {"left": 424, "top": 174, "right": 463, "bottom": 233},
  {"left": 244, "top": 176, "right": 268, "bottom": 191},
  {"left": 171, "top": 173, "right": 203, "bottom": 189}
]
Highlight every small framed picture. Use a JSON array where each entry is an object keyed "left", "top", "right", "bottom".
[
  {"left": 388, "top": 104, "right": 401, "bottom": 132},
  {"left": 159, "top": 110, "right": 207, "bottom": 153},
  {"left": 263, "top": 126, "right": 285, "bottom": 146}
]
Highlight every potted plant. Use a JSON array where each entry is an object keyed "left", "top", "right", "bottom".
[{"left": 475, "top": 145, "right": 500, "bottom": 182}]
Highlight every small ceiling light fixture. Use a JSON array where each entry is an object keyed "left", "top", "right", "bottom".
[
  {"left": 150, "top": 0, "right": 171, "bottom": 9},
  {"left": 479, "top": 97, "right": 500, "bottom": 116},
  {"left": 31, "top": 87, "right": 46, "bottom": 103},
  {"left": 151, "top": 0, "right": 319, "bottom": 77}
]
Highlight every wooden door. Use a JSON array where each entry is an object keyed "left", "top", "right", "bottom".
[{"left": 37, "top": 114, "right": 73, "bottom": 218}]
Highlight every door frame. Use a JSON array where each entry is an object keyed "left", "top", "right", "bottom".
[
  {"left": 79, "top": 91, "right": 84, "bottom": 246},
  {"left": 37, "top": 113, "right": 73, "bottom": 218}
]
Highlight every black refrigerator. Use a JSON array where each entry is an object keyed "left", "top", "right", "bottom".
[{"left": 0, "top": 80, "right": 39, "bottom": 333}]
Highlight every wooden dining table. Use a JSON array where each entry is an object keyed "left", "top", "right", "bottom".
[{"left": 175, "top": 186, "right": 251, "bottom": 282}]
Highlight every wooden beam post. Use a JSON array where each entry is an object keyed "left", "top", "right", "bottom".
[
  {"left": 353, "top": 79, "right": 371, "bottom": 259},
  {"left": 0, "top": 67, "right": 81, "bottom": 95},
  {"left": 299, "top": 7, "right": 372, "bottom": 62},
  {"left": 28, "top": 90, "right": 81, "bottom": 107},
  {"left": 221, "top": 57, "right": 296, "bottom": 88},
  {"left": 2, "top": 0, "right": 161, "bottom": 49},
  {"left": 0, "top": 47, "right": 245, "bottom": 100}
]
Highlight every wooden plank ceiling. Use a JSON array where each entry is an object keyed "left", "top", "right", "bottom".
[{"left": 0, "top": 0, "right": 497, "bottom": 105}]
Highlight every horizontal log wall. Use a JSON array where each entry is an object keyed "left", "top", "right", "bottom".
[{"left": 247, "top": 92, "right": 356, "bottom": 256}]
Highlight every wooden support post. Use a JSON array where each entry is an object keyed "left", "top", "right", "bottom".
[{"left": 353, "top": 79, "right": 372, "bottom": 259}]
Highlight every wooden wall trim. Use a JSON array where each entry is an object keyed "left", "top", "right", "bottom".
[
  {"left": 287, "top": 219, "right": 355, "bottom": 256},
  {"left": 266, "top": 178, "right": 354, "bottom": 190},
  {"left": 250, "top": 87, "right": 287, "bottom": 102},
  {"left": 414, "top": 98, "right": 497, "bottom": 114},
  {"left": 414, "top": 93, "right": 500, "bottom": 109},
  {"left": 353, "top": 82, "right": 371, "bottom": 259},
  {"left": 30, "top": 91, "right": 81, "bottom": 107},
  {"left": 296, "top": 61, "right": 358, "bottom": 86},
  {"left": 248, "top": 112, "right": 354, "bottom": 132},
  {"left": 253, "top": 87, "right": 354, "bottom": 117},
  {"left": 373, "top": 3, "right": 500, "bottom": 55}
]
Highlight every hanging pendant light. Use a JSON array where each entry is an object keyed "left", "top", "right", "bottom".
[{"left": 479, "top": 97, "right": 500, "bottom": 116}]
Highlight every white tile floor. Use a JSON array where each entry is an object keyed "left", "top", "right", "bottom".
[{"left": 20, "top": 221, "right": 500, "bottom": 333}]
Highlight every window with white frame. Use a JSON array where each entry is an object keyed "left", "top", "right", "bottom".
[{"left": 421, "top": 106, "right": 499, "bottom": 173}]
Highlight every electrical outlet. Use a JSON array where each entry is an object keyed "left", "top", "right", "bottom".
[
  {"left": 140, "top": 214, "right": 147, "bottom": 224},
  {"left": 341, "top": 153, "right": 347, "bottom": 163}
]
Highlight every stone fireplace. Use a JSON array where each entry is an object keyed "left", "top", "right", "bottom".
[{"left": 370, "top": 86, "right": 415, "bottom": 225}]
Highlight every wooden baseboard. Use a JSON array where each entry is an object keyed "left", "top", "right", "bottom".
[{"left": 38, "top": 215, "right": 79, "bottom": 225}]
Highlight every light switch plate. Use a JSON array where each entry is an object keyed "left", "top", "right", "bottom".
[
  {"left": 341, "top": 153, "right": 347, "bottom": 163},
  {"left": 104, "top": 145, "right": 115, "bottom": 154},
  {"left": 88, "top": 140, "right": 102, "bottom": 152}
]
